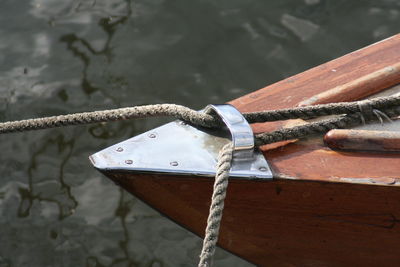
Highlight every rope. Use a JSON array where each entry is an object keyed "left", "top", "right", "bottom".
[
  {"left": 255, "top": 105, "right": 400, "bottom": 146},
  {"left": 244, "top": 95, "right": 400, "bottom": 122},
  {"left": 2, "top": 95, "right": 400, "bottom": 138},
  {"left": 2, "top": 95, "right": 400, "bottom": 267},
  {"left": 0, "top": 104, "right": 220, "bottom": 134},
  {"left": 198, "top": 143, "right": 233, "bottom": 267},
  {"left": 255, "top": 113, "right": 360, "bottom": 146}
]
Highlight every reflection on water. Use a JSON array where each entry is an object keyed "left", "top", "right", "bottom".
[{"left": 0, "top": 0, "right": 399, "bottom": 266}]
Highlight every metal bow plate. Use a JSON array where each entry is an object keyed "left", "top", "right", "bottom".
[{"left": 90, "top": 104, "right": 273, "bottom": 179}]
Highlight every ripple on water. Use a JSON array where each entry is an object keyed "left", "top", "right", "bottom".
[{"left": 0, "top": 0, "right": 399, "bottom": 266}]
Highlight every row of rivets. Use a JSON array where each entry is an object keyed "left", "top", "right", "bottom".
[
  {"left": 116, "top": 142, "right": 179, "bottom": 166},
  {"left": 114, "top": 127, "right": 265, "bottom": 171}
]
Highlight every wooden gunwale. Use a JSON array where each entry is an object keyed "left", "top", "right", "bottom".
[
  {"left": 228, "top": 34, "right": 400, "bottom": 186},
  {"left": 100, "top": 34, "right": 400, "bottom": 266}
]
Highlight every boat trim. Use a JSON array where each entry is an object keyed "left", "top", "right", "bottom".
[{"left": 89, "top": 104, "right": 273, "bottom": 179}]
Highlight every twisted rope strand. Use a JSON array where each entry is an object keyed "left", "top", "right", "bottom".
[
  {"left": 255, "top": 113, "right": 361, "bottom": 146},
  {"left": 255, "top": 106, "right": 400, "bottom": 146},
  {"left": 0, "top": 104, "right": 219, "bottom": 134},
  {"left": 244, "top": 95, "right": 400, "bottom": 122},
  {"left": 2, "top": 96, "right": 400, "bottom": 267},
  {"left": 198, "top": 143, "right": 233, "bottom": 267},
  {"left": 1, "top": 96, "right": 400, "bottom": 135}
]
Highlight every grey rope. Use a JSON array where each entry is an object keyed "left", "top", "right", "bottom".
[
  {"left": 244, "top": 95, "right": 400, "bottom": 122},
  {"left": 1, "top": 99, "right": 392, "bottom": 146},
  {"left": 198, "top": 143, "right": 233, "bottom": 267},
  {"left": 2, "top": 95, "right": 400, "bottom": 267},
  {"left": 255, "top": 105, "right": 400, "bottom": 146},
  {"left": 0, "top": 104, "right": 220, "bottom": 134},
  {"left": 255, "top": 113, "right": 360, "bottom": 146},
  {"left": 1, "top": 96, "right": 400, "bottom": 138}
]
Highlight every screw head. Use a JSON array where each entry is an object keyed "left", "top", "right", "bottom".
[
  {"left": 259, "top": 166, "right": 267, "bottom": 172},
  {"left": 116, "top": 147, "right": 123, "bottom": 152},
  {"left": 148, "top": 133, "right": 157, "bottom": 138},
  {"left": 125, "top": 160, "right": 133, "bottom": 165},
  {"left": 170, "top": 161, "right": 178, "bottom": 166}
]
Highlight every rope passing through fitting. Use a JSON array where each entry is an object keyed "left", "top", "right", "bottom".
[
  {"left": 0, "top": 104, "right": 221, "bottom": 134},
  {"left": 1, "top": 95, "right": 400, "bottom": 146},
  {"left": 1, "top": 95, "right": 400, "bottom": 267}
]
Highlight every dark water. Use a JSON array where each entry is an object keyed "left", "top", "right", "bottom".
[{"left": 0, "top": 0, "right": 399, "bottom": 266}]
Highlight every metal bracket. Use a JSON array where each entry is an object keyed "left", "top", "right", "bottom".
[{"left": 90, "top": 104, "right": 273, "bottom": 179}]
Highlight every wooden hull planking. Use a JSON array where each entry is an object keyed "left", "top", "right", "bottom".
[
  {"left": 105, "top": 173, "right": 400, "bottom": 267},
  {"left": 98, "top": 34, "right": 400, "bottom": 266}
]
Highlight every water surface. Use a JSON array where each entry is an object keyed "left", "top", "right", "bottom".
[{"left": 0, "top": 0, "right": 399, "bottom": 266}]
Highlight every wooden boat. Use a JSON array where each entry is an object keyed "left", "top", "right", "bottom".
[{"left": 90, "top": 34, "right": 400, "bottom": 266}]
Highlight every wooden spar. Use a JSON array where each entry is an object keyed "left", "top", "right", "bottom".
[
  {"left": 231, "top": 34, "right": 400, "bottom": 184},
  {"left": 324, "top": 129, "right": 400, "bottom": 152},
  {"left": 99, "top": 34, "right": 400, "bottom": 266},
  {"left": 298, "top": 61, "right": 400, "bottom": 106},
  {"left": 281, "top": 61, "right": 400, "bottom": 149}
]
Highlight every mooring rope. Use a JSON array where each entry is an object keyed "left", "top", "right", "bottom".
[
  {"left": 0, "top": 104, "right": 219, "bottom": 134},
  {"left": 255, "top": 103, "right": 400, "bottom": 146},
  {"left": 2, "top": 95, "right": 400, "bottom": 266},
  {"left": 1, "top": 95, "right": 400, "bottom": 145},
  {"left": 198, "top": 143, "right": 233, "bottom": 267},
  {"left": 244, "top": 94, "right": 400, "bottom": 122}
]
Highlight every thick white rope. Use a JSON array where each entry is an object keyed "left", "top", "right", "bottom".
[{"left": 198, "top": 143, "right": 234, "bottom": 267}]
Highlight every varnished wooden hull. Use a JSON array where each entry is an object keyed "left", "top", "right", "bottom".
[
  {"left": 97, "top": 34, "right": 400, "bottom": 266},
  {"left": 105, "top": 172, "right": 400, "bottom": 266}
]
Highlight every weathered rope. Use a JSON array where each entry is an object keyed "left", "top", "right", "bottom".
[
  {"left": 2, "top": 95, "right": 400, "bottom": 267},
  {"left": 195, "top": 98, "right": 400, "bottom": 266},
  {"left": 244, "top": 95, "right": 400, "bottom": 122},
  {"left": 198, "top": 143, "right": 233, "bottom": 267},
  {"left": 255, "top": 113, "right": 360, "bottom": 146},
  {"left": 255, "top": 105, "right": 400, "bottom": 146},
  {"left": 0, "top": 104, "right": 220, "bottom": 134},
  {"left": 3, "top": 100, "right": 397, "bottom": 148}
]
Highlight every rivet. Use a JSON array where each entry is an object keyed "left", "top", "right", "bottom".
[
  {"left": 170, "top": 161, "right": 178, "bottom": 166},
  {"left": 148, "top": 133, "right": 157, "bottom": 138},
  {"left": 179, "top": 121, "right": 187, "bottom": 125},
  {"left": 116, "top": 147, "right": 123, "bottom": 152},
  {"left": 125, "top": 160, "right": 133, "bottom": 165},
  {"left": 259, "top": 166, "right": 267, "bottom": 172}
]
